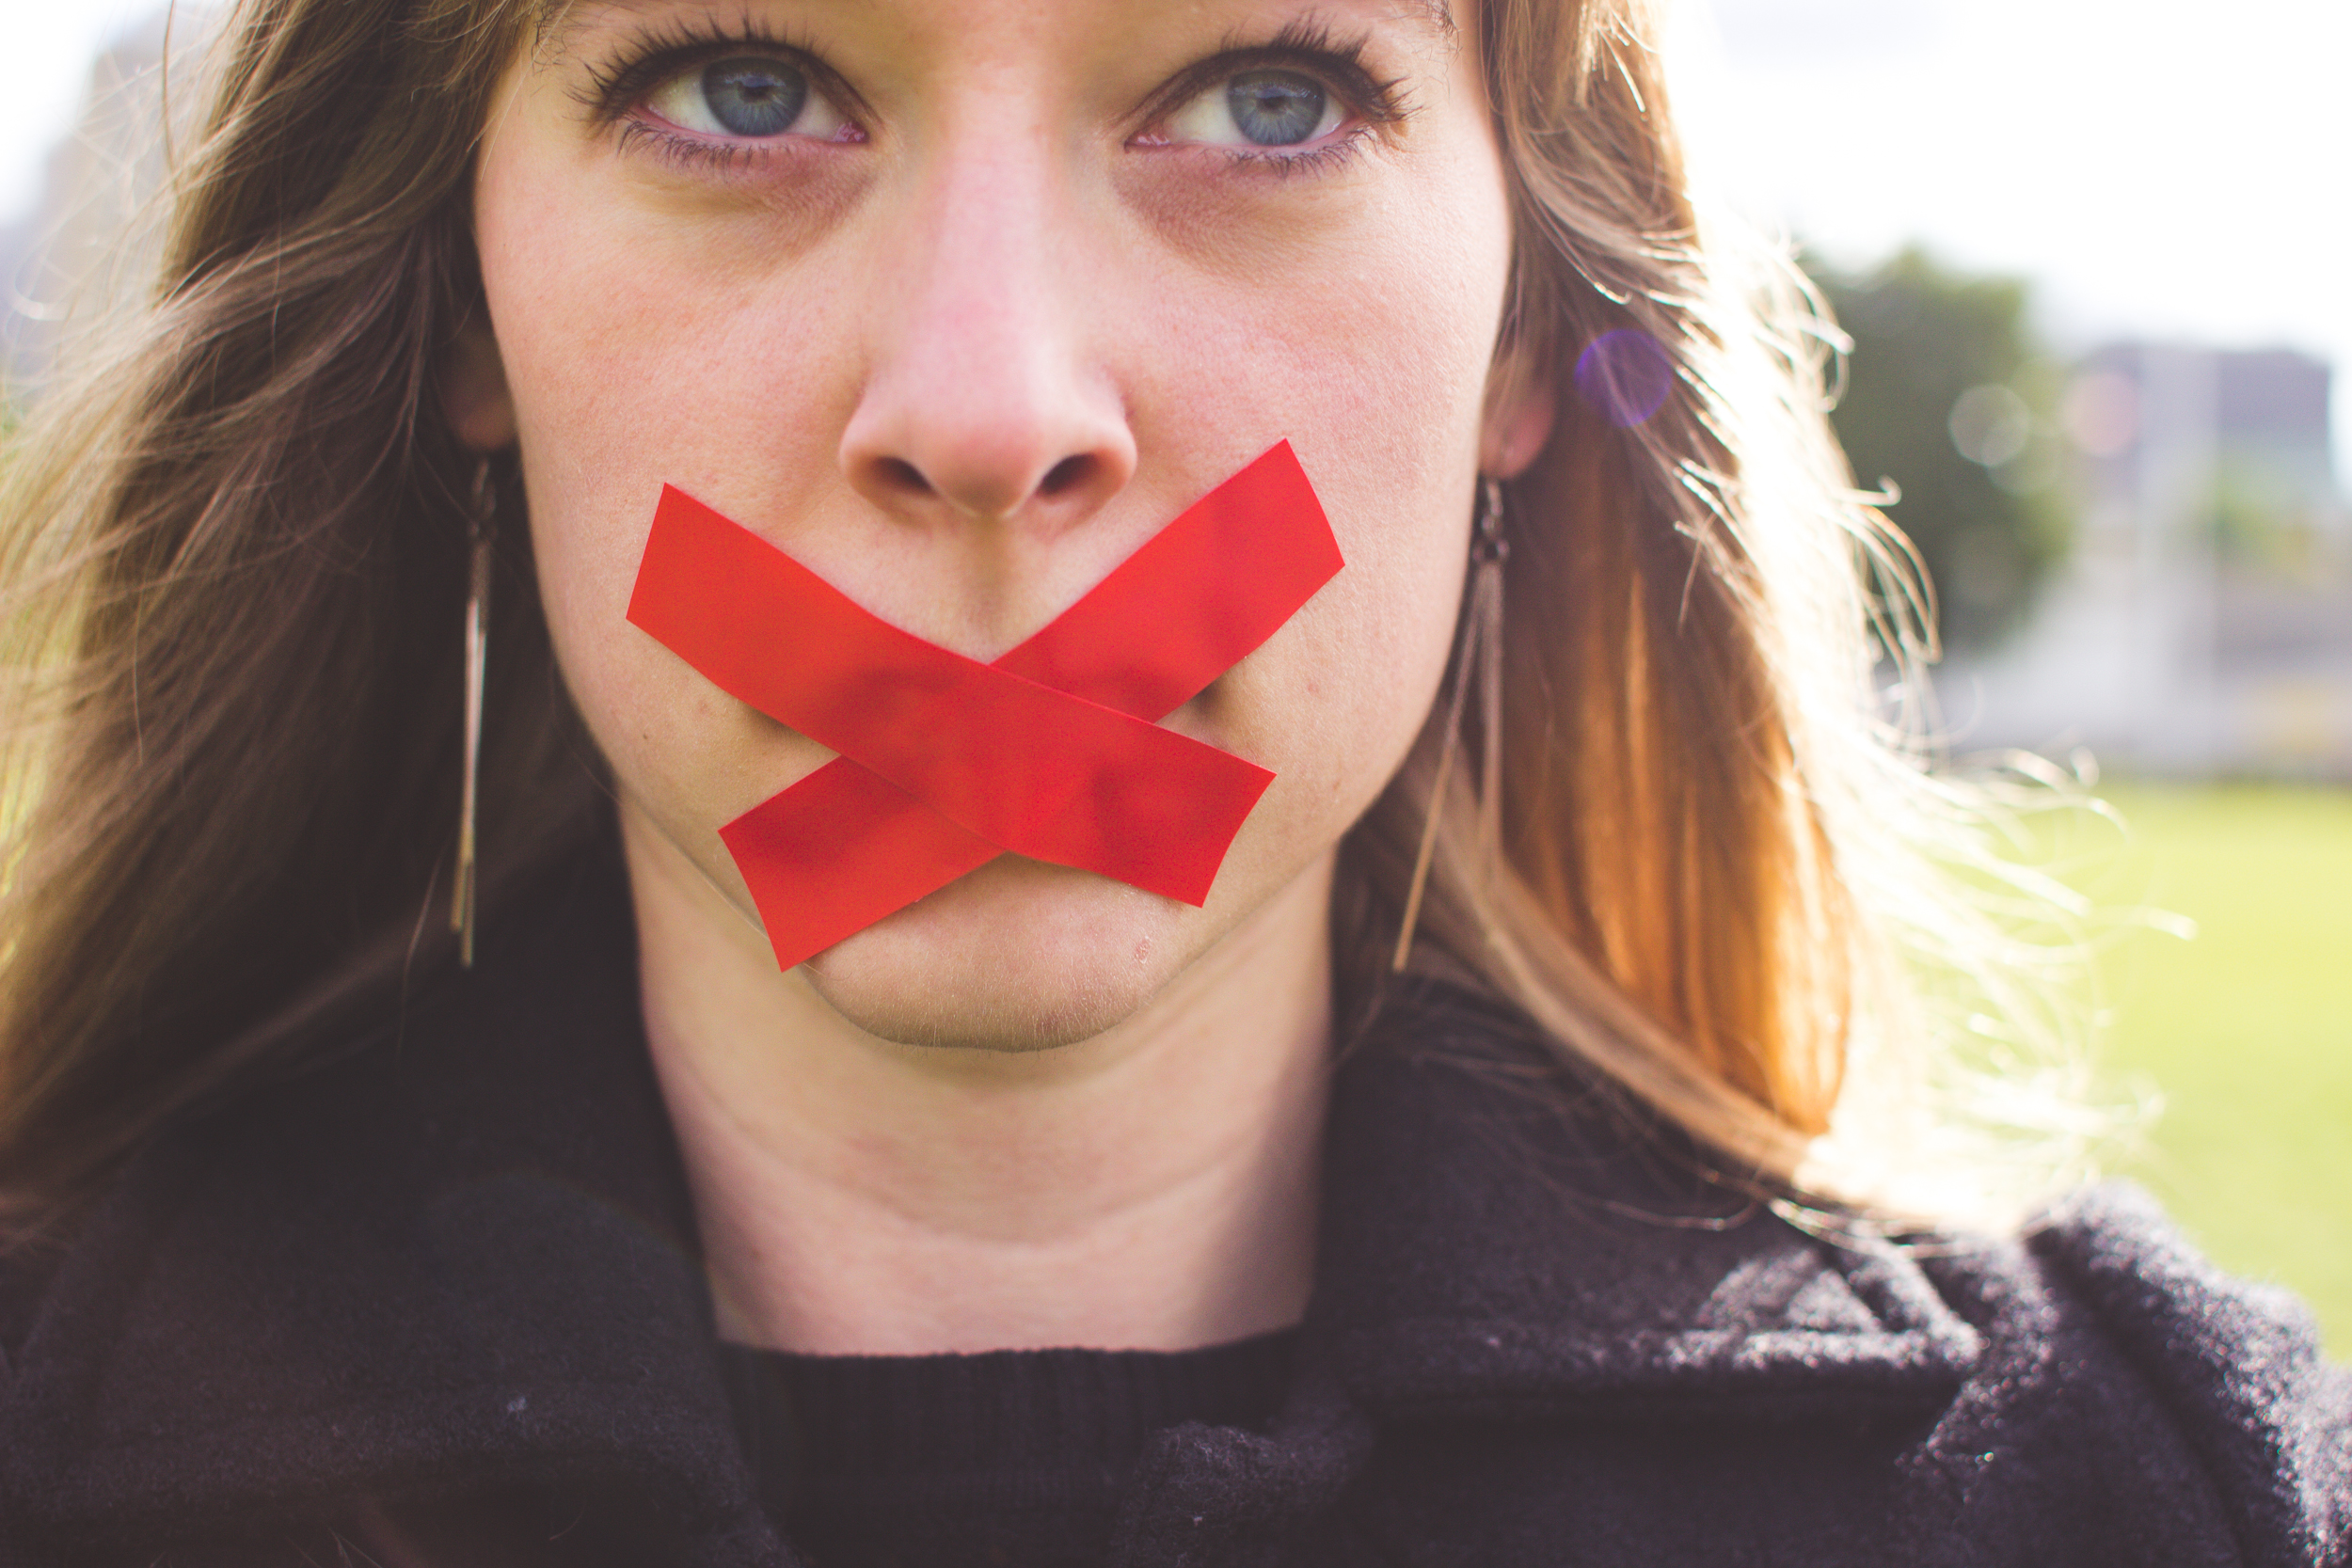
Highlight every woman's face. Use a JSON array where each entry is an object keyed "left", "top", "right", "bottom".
[{"left": 467, "top": 0, "right": 1544, "bottom": 1049}]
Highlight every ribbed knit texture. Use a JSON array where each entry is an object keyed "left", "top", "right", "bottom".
[{"left": 718, "top": 1330, "right": 1297, "bottom": 1568}]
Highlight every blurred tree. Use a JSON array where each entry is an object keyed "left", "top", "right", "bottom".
[{"left": 1810, "top": 245, "right": 2074, "bottom": 652}]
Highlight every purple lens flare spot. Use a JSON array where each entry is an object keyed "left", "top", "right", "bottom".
[{"left": 1573, "top": 330, "right": 1676, "bottom": 427}]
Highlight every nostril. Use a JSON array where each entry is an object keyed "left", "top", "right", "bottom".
[
  {"left": 876, "top": 457, "right": 932, "bottom": 497},
  {"left": 1039, "top": 455, "right": 1092, "bottom": 498}
]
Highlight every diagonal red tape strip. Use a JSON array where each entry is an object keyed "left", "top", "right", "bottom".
[
  {"left": 632, "top": 491, "right": 1270, "bottom": 895},
  {"left": 627, "top": 442, "right": 1343, "bottom": 970}
]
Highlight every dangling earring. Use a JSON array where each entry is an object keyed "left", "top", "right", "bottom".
[
  {"left": 451, "top": 456, "right": 496, "bottom": 968},
  {"left": 1392, "top": 476, "right": 1508, "bottom": 974}
]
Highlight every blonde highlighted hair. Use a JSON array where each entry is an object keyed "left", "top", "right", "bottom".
[{"left": 0, "top": 0, "right": 2095, "bottom": 1228}]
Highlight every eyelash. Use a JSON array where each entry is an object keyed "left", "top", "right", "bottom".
[
  {"left": 576, "top": 18, "right": 859, "bottom": 172},
  {"left": 575, "top": 18, "right": 1409, "bottom": 178},
  {"left": 1140, "top": 20, "right": 1410, "bottom": 174}
]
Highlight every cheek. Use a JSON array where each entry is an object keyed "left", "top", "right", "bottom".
[
  {"left": 1132, "top": 183, "right": 1507, "bottom": 867},
  {"left": 482, "top": 200, "right": 854, "bottom": 582},
  {"left": 475, "top": 150, "right": 863, "bottom": 833},
  {"left": 1203, "top": 508, "right": 1468, "bottom": 889}
]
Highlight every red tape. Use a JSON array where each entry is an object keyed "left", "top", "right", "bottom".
[{"left": 627, "top": 442, "right": 1343, "bottom": 970}]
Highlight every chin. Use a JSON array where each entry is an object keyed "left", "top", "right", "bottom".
[{"left": 795, "top": 854, "right": 1204, "bottom": 1054}]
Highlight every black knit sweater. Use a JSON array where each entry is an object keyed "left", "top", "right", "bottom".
[
  {"left": 721, "top": 1334, "right": 1295, "bottom": 1568},
  {"left": 1, "top": 840, "right": 2345, "bottom": 1565}
]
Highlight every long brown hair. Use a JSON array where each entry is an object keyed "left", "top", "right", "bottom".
[
  {"left": 0, "top": 0, "right": 2091, "bottom": 1229},
  {"left": 0, "top": 0, "right": 591, "bottom": 1219}
]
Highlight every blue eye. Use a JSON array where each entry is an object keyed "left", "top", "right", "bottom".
[
  {"left": 1226, "top": 71, "right": 1327, "bottom": 146},
  {"left": 1163, "top": 67, "right": 1343, "bottom": 151},
  {"left": 645, "top": 54, "right": 853, "bottom": 141},
  {"left": 703, "top": 58, "right": 807, "bottom": 136}
]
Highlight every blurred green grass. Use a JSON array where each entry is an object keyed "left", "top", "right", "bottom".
[{"left": 2070, "top": 782, "right": 2351, "bottom": 1358}]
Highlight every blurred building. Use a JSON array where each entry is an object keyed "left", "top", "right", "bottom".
[{"left": 1940, "top": 343, "right": 2351, "bottom": 779}]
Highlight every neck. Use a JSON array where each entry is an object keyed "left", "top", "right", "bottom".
[{"left": 625, "top": 811, "right": 1333, "bottom": 1355}]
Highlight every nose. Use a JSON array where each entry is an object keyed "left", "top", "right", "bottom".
[{"left": 837, "top": 145, "right": 1136, "bottom": 534}]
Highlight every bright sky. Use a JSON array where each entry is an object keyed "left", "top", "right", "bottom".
[
  {"left": 0, "top": 0, "right": 161, "bottom": 218},
  {"left": 1682, "top": 0, "right": 2352, "bottom": 467},
  {"left": 3, "top": 0, "right": 2346, "bottom": 464}
]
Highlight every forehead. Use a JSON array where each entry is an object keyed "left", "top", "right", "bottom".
[{"left": 534, "top": 0, "right": 1460, "bottom": 47}]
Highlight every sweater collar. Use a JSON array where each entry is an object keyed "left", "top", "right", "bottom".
[
  {"left": 1310, "top": 984, "right": 1981, "bottom": 1421},
  {"left": 0, "top": 839, "right": 1979, "bottom": 1551}
]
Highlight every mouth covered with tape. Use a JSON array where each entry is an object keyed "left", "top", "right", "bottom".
[{"left": 625, "top": 442, "right": 1346, "bottom": 972}]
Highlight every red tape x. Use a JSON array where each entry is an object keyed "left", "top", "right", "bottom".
[{"left": 626, "top": 442, "right": 1344, "bottom": 971}]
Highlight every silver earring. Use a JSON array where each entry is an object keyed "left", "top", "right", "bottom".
[
  {"left": 1392, "top": 476, "right": 1507, "bottom": 974},
  {"left": 452, "top": 457, "right": 495, "bottom": 968}
]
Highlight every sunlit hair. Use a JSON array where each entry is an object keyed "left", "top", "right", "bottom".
[{"left": 0, "top": 0, "right": 2099, "bottom": 1230}]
